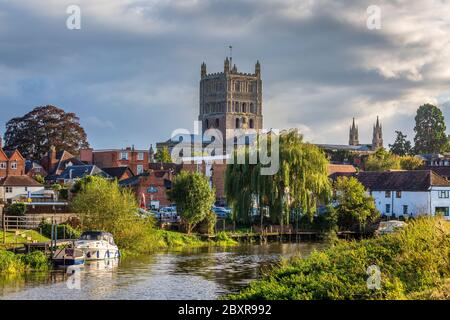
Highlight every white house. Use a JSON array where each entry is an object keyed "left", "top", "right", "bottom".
[
  {"left": 0, "top": 176, "right": 45, "bottom": 203},
  {"left": 333, "top": 170, "right": 450, "bottom": 220}
]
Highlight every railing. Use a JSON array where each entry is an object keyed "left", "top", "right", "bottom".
[{"left": 1, "top": 215, "right": 67, "bottom": 231}]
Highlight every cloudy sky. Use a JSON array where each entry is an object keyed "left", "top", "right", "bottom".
[{"left": 1, "top": 0, "right": 450, "bottom": 149}]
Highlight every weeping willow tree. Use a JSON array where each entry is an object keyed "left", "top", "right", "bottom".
[{"left": 225, "top": 129, "right": 332, "bottom": 226}]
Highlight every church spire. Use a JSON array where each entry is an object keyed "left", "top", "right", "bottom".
[
  {"left": 349, "top": 117, "right": 359, "bottom": 146},
  {"left": 372, "top": 116, "right": 383, "bottom": 150}
]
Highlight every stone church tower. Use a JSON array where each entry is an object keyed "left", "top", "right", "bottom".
[
  {"left": 349, "top": 118, "right": 359, "bottom": 146},
  {"left": 372, "top": 116, "right": 383, "bottom": 150},
  {"left": 199, "top": 58, "right": 263, "bottom": 143}
]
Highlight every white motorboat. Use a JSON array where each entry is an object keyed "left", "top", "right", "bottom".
[{"left": 75, "top": 231, "right": 120, "bottom": 260}]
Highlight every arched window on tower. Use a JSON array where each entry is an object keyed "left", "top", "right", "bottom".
[
  {"left": 234, "top": 101, "right": 239, "bottom": 113},
  {"left": 235, "top": 118, "right": 240, "bottom": 129},
  {"left": 206, "top": 119, "right": 209, "bottom": 129},
  {"left": 242, "top": 103, "right": 247, "bottom": 113},
  {"left": 250, "top": 103, "right": 255, "bottom": 114},
  {"left": 250, "top": 119, "right": 254, "bottom": 129},
  {"left": 215, "top": 119, "right": 219, "bottom": 128}
]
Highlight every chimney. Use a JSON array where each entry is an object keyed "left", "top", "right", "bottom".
[
  {"left": 79, "top": 148, "right": 94, "bottom": 164},
  {"left": 48, "top": 145, "right": 58, "bottom": 171}
]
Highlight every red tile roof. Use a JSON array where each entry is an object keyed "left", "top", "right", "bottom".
[{"left": 327, "top": 164, "right": 357, "bottom": 175}]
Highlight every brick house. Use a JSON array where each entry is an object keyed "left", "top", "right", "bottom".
[
  {"left": 0, "top": 148, "right": 26, "bottom": 178},
  {"left": 41, "top": 146, "right": 85, "bottom": 180},
  {"left": 80, "top": 146, "right": 152, "bottom": 176},
  {"left": 102, "top": 167, "right": 135, "bottom": 181},
  {"left": 120, "top": 169, "right": 174, "bottom": 210}
]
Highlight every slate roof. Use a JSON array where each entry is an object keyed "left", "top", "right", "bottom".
[
  {"left": 424, "top": 166, "right": 450, "bottom": 178},
  {"left": 0, "top": 176, "right": 43, "bottom": 187},
  {"left": 102, "top": 167, "right": 134, "bottom": 180},
  {"left": 331, "top": 170, "right": 450, "bottom": 191},
  {"left": 57, "top": 165, "right": 111, "bottom": 180}
]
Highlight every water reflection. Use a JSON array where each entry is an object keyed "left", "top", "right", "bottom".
[{"left": 0, "top": 242, "right": 325, "bottom": 300}]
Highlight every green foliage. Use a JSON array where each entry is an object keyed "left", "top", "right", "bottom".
[
  {"left": 399, "top": 156, "right": 424, "bottom": 170},
  {"left": 6, "top": 203, "right": 27, "bottom": 216},
  {"left": 414, "top": 104, "right": 449, "bottom": 154},
  {"left": 70, "top": 176, "right": 157, "bottom": 253},
  {"left": 203, "top": 210, "right": 217, "bottom": 235},
  {"left": 38, "top": 221, "right": 81, "bottom": 240},
  {"left": 228, "top": 218, "right": 450, "bottom": 300},
  {"left": 365, "top": 148, "right": 400, "bottom": 171},
  {"left": 333, "top": 177, "right": 380, "bottom": 231},
  {"left": 225, "top": 129, "right": 332, "bottom": 226},
  {"left": 34, "top": 174, "right": 45, "bottom": 184},
  {"left": 51, "top": 183, "right": 62, "bottom": 192},
  {"left": 0, "top": 250, "right": 50, "bottom": 274},
  {"left": 389, "top": 131, "right": 412, "bottom": 156},
  {"left": 156, "top": 146, "right": 173, "bottom": 163},
  {"left": 168, "top": 170, "right": 216, "bottom": 234}
]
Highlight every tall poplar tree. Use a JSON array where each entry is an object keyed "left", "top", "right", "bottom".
[{"left": 413, "top": 104, "right": 448, "bottom": 154}]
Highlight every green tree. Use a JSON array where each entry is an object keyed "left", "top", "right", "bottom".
[
  {"left": 34, "top": 174, "right": 45, "bottom": 185},
  {"left": 156, "top": 147, "right": 172, "bottom": 163},
  {"left": 365, "top": 148, "right": 400, "bottom": 171},
  {"left": 71, "top": 176, "right": 155, "bottom": 251},
  {"left": 4, "top": 105, "right": 89, "bottom": 159},
  {"left": 333, "top": 176, "right": 379, "bottom": 231},
  {"left": 167, "top": 171, "right": 215, "bottom": 234},
  {"left": 414, "top": 104, "right": 448, "bottom": 154},
  {"left": 225, "top": 129, "right": 332, "bottom": 225},
  {"left": 399, "top": 155, "right": 424, "bottom": 170},
  {"left": 389, "top": 131, "right": 412, "bottom": 156}
]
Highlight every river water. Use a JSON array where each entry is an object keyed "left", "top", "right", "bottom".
[{"left": 0, "top": 242, "right": 325, "bottom": 300}]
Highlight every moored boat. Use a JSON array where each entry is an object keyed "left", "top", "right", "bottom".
[
  {"left": 52, "top": 248, "right": 85, "bottom": 267},
  {"left": 74, "top": 231, "right": 120, "bottom": 260}
]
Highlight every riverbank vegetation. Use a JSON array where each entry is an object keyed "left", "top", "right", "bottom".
[
  {"left": 227, "top": 218, "right": 450, "bottom": 300},
  {"left": 0, "top": 250, "right": 50, "bottom": 274}
]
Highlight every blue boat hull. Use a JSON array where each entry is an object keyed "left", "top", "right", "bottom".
[{"left": 53, "top": 258, "right": 85, "bottom": 267}]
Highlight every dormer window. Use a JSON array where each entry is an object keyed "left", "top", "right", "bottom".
[
  {"left": 0, "top": 162, "right": 6, "bottom": 169},
  {"left": 11, "top": 162, "right": 17, "bottom": 170}
]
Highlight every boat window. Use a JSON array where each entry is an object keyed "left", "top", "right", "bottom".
[{"left": 80, "top": 233, "right": 101, "bottom": 240}]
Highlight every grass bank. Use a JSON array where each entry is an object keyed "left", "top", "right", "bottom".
[
  {"left": 227, "top": 218, "right": 450, "bottom": 300},
  {"left": 0, "top": 230, "right": 49, "bottom": 248},
  {"left": 0, "top": 250, "right": 51, "bottom": 274}
]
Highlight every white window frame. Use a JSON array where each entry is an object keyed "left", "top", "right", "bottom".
[
  {"left": 120, "top": 152, "right": 129, "bottom": 160},
  {"left": 10, "top": 161, "right": 17, "bottom": 170},
  {"left": 438, "top": 190, "right": 450, "bottom": 199},
  {"left": 5, "top": 187, "right": 13, "bottom": 193},
  {"left": 136, "top": 165, "right": 144, "bottom": 175},
  {"left": 137, "top": 152, "right": 145, "bottom": 161},
  {"left": 0, "top": 162, "right": 6, "bottom": 169}
]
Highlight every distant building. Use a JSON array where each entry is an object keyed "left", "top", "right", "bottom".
[
  {"left": 120, "top": 169, "right": 174, "bottom": 210},
  {"left": 331, "top": 170, "right": 450, "bottom": 220},
  {"left": 102, "top": 167, "right": 135, "bottom": 181},
  {"left": 0, "top": 175, "right": 44, "bottom": 203},
  {"left": 49, "top": 164, "right": 111, "bottom": 184},
  {"left": 41, "top": 146, "right": 85, "bottom": 180},
  {"left": 0, "top": 145, "right": 26, "bottom": 178},
  {"left": 80, "top": 146, "right": 152, "bottom": 176},
  {"left": 25, "top": 160, "right": 47, "bottom": 178}
]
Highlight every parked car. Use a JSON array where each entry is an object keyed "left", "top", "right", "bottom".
[{"left": 212, "top": 206, "right": 230, "bottom": 218}]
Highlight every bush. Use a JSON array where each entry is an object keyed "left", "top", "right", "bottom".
[
  {"left": 38, "top": 221, "right": 81, "bottom": 240},
  {"left": 0, "top": 250, "right": 50, "bottom": 273},
  {"left": 227, "top": 218, "right": 450, "bottom": 300},
  {"left": 6, "top": 203, "right": 27, "bottom": 216}
]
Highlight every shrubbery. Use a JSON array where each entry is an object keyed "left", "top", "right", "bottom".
[
  {"left": 0, "top": 250, "right": 50, "bottom": 274},
  {"left": 228, "top": 218, "right": 450, "bottom": 300},
  {"left": 38, "top": 221, "right": 81, "bottom": 240}
]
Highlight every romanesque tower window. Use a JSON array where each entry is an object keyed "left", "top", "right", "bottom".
[
  {"left": 215, "top": 119, "right": 219, "bottom": 128},
  {"left": 243, "top": 103, "right": 247, "bottom": 113},
  {"left": 235, "top": 118, "right": 240, "bottom": 128},
  {"left": 250, "top": 119, "right": 254, "bottom": 129}
]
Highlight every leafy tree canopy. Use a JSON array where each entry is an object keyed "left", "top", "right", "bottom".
[
  {"left": 155, "top": 147, "right": 173, "bottom": 163},
  {"left": 365, "top": 148, "right": 400, "bottom": 171},
  {"left": 225, "top": 129, "right": 332, "bottom": 225},
  {"left": 414, "top": 104, "right": 448, "bottom": 154},
  {"left": 389, "top": 131, "right": 412, "bottom": 156},
  {"left": 4, "top": 105, "right": 89, "bottom": 159},
  {"left": 333, "top": 176, "right": 380, "bottom": 231},
  {"left": 167, "top": 170, "right": 215, "bottom": 234}
]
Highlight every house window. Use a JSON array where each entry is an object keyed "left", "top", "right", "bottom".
[
  {"left": 396, "top": 191, "right": 402, "bottom": 198},
  {"left": 137, "top": 152, "right": 144, "bottom": 161},
  {"left": 136, "top": 165, "right": 144, "bottom": 175},
  {"left": 403, "top": 205, "right": 408, "bottom": 215},
  {"left": 5, "top": 187, "right": 13, "bottom": 193},
  {"left": 11, "top": 162, "right": 17, "bottom": 170},
  {"left": 0, "top": 162, "right": 6, "bottom": 169},
  {"left": 385, "top": 191, "right": 391, "bottom": 198},
  {"left": 435, "top": 207, "right": 449, "bottom": 217},
  {"left": 120, "top": 152, "right": 129, "bottom": 160},
  {"left": 385, "top": 204, "right": 391, "bottom": 214},
  {"left": 438, "top": 190, "right": 449, "bottom": 198}
]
